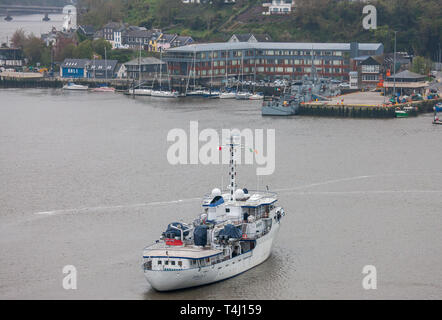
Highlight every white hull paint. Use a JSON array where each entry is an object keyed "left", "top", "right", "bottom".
[
  {"left": 92, "top": 87, "right": 115, "bottom": 93},
  {"left": 219, "top": 92, "right": 236, "bottom": 99},
  {"left": 63, "top": 84, "right": 89, "bottom": 90},
  {"left": 129, "top": 88, "right": 152, "bottom": 96},
  {"left": 151, "top": 90, "right": 178, "bottom": 98},
  {"left": 144, "top": 220, "right": 280, "bottom": 291}
]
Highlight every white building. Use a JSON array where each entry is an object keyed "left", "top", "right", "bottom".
[
  {"left": 62, "top": 5, "right": 77, "bottom": 31},
  {"left": 262, "top": 0, "right": 295, "bottom": 15}
]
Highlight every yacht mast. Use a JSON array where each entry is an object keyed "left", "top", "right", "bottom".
[
  {"left": 228, "top": 135, "right": 238, "bottom": 202},
  {"left": 159, "top": 49, "right": 163, "bottom": 91}
]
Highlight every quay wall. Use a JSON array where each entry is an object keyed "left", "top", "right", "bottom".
[{"left": 300, "top": 98, "right": 442, "bottom": 118}]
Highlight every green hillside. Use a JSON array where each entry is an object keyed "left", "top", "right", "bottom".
[{"left": 77, "top": 0, "right": 441, "bottom": 58}]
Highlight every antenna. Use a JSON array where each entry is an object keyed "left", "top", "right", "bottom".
[{"left": 219, "top": 134, "right": 241, "bottom": 202}]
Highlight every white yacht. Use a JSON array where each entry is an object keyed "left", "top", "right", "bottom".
[
  {"left": 128, "top": 88, "right": 152, "bottom": 96},
  {"left": 92, "top": 85, "right": 115, "bottom": 93},
  {"left": 142, "top": 136, "right": 286, "bottom": 291},
  {"left": 151, "top": 90, "right": 179, "bottom": 98},
  {"left": 62, "top": 82, "right": 88, "bottom": 90},
  {"left": 235, "top": 92, "right": 252, "bottom": 100},
  {"left": 219, "top": 91, "right": 237, "bottom": 99},
  {"left": 249, "top": 93, "right": 264, "bottom": 100}
]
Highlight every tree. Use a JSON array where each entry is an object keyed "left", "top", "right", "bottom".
[
  {"left": 73, "top": 40, "right": 93, "bottom": 59},
  {"left": 91, "top": 38, "right": 112, "bottom": 58},
  {"left": 411, "top": 56, "right": 432, "bottom": 75},
  {"left": 10, "top": 29, "right": 27, "bottom": 48}
]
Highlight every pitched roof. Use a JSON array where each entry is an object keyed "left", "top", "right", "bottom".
[
  {"left": 87, "top": 59, "right": 118, "bottom": 71},
  {"left": 389, "top": 70, "right": 426, "bottom": 79},
  {"left": 254, "top": 34, "right": 272, "bottom": 42},
  {"left": 124, "top": 57, "right": 165, "bottom": 66},
  {"left": 78, "top": 25, "right": 95, "bottom": 35},
  {"left": 61, "top": 58, "right": 89, "bottom": 68},
  {"left": 233, "top": 34, "right": 254, "bottom": 42},
  {"left": 167, "top": 42, "right": 384, "bottom": 53},
  {"left": 159, "top": 33, "right": 177, "bottom": 43}
]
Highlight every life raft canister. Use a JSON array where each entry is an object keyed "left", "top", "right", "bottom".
[{"left": 242, "top": 233, "right": 248, "bottom": 239}]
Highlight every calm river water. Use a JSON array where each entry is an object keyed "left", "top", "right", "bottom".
[
  {"left": 0, "top": 88, "right": 441, "bottom": 299},
  {"left": 0, "top": 14, "right": 64, "bottom": 44}
]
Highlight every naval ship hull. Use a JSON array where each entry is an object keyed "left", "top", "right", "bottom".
[
  {"left": 144, "top": 219, "right": 281, "bottom": 291},
  {"left": 262, "top": 105, "right": 298, "bottom": 116}
]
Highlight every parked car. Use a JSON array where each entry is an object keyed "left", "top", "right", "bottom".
[{"left": 338, "top": 82, "right": 350, "bottom": 88}]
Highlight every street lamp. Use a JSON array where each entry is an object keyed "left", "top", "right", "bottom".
[{"left": 393, "top": 31, "right": 397, "bottom": 99}]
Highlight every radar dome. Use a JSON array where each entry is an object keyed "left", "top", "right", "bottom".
[
  {"left": 211, "top": 188, "right": 221, "bottom": 197},
  {"left": 234, "top": 188, "right": 245, "bottom": 199}
]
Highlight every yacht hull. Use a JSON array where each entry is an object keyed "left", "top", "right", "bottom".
[{"left": 144, "top": 220, "right": 280, "bottom": 291}]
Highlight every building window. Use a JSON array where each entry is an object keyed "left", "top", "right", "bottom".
[
  {"left": 158, "top": 260, "right": 162, "bottom": 265},
  {"left": 171, "top": 261, "right": 175, "bottom": 266},
  {"left": 178, "top": 261, "right": 182, "bottom": 267}
]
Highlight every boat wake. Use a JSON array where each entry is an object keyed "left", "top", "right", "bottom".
[{"left": 31, "top": 173, "right": 442, "bottom": 217}]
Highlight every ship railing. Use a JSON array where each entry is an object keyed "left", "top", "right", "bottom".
[{"left": 202, "top": 189, "right": 277, "bottom": 202}]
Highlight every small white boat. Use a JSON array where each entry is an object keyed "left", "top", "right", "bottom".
[
  {"left": 63, "top": 82, "right": 88, "bottom": 90},
  {"left": 151, "top": 90, "right": 179, "bottom": 98},
  {"left": 249, "top": 93, "right": 263, "bottom": 100},
  {"left": 92, "top": 86, "right": 115, "bottom": 93},
  {"left": 128, "top": 88, "right": 152, "bottom": 96},
  {"left": 235, "top": 92, "right": 252, "bottom": 100},
  {"left": 219, "top": 92, "right": 237, "bottom": 99}
]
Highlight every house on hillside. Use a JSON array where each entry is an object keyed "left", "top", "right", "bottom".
[
  {"left": 262, "top": 0, "right": 296, "bottom": 15},
  {"left": 171, "top": 35, "right": 194, "bottom": 48},
  {"left": 157, "top": 34, "right": 194, "bottom": 51},
  {"left": 77, "top": 25, "right": 96, "bottom": 38}
]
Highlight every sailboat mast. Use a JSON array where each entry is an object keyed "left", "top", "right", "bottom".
[
  {"left": 193, "top": 47, "right": 196, "bottom": 89},
  {"left": 105, "top": 46, "right": 107, "bottom": 81},
  {"left": 159, "top": 50, "right": 162, "bottom": 90},
  {"left": 139, "top": 42, "right": 141, "bottom": 87},
  {"left": 225, "top": 50, "right": 228, "bottom": 89},
  {"left": 211, "top": 50, "right": 213, "bottom": 92}
]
